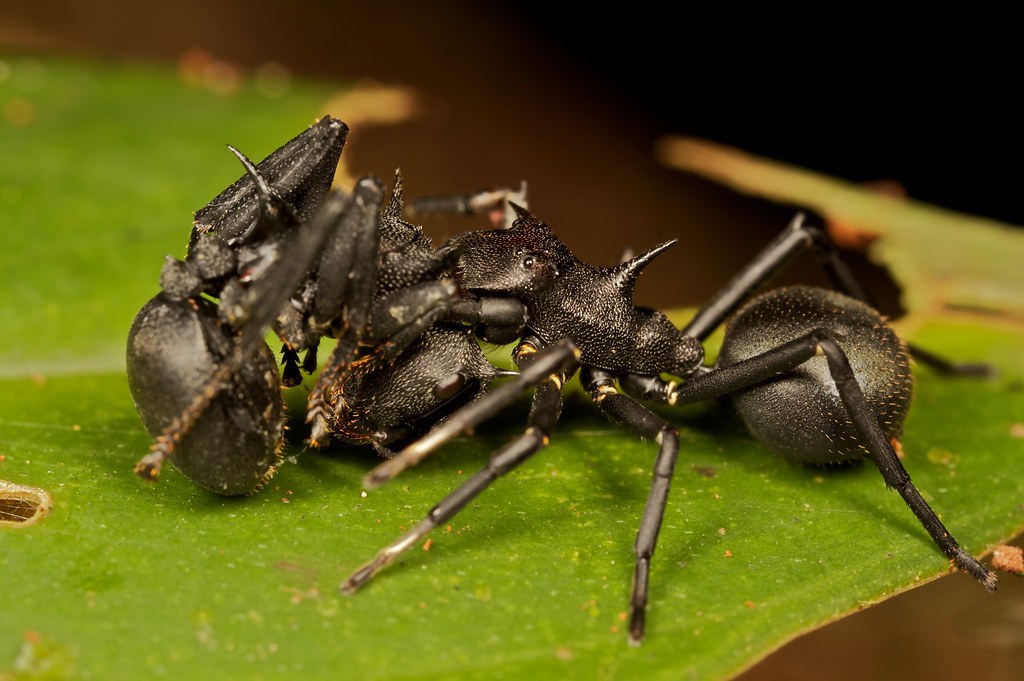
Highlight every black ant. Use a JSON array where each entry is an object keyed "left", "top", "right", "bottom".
[
  {"left": 343, "top": 207, "right": 998, "bottom": 645},
  {"left": 126, "top": 117, "right": 998, "bottom": 647},
  {"left": 127, "top": 116, "right": 539, "bottom": 493}
]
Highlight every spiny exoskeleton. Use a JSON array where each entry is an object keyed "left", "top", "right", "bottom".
[{"left": 347, "top": 205, "right": 997, "bottom": 645}]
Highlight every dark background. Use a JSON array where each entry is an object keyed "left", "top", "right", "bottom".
[
  {"left": 2, "top": 3, "right": 1021, "bottom": 678},
  {"left": 526, "top": 12, "right": 1024, "bottom": 228},
  {"left": 5, "top": 4, "right": 1022, "bottom": 316}
]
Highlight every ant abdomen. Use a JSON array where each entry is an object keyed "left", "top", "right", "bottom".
[
  {"left": 718, "top": 285, "right": 913, "bottom": 465},
  {"left": 127, "top": 294, "right": 284, "bottom": 495}
]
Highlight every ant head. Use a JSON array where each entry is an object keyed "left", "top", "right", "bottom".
[
  {"left": 449, "top": 207, "right": 572, "bottom": 298},
  {"left": 192, "top": 116, "right": 347, "bottom": 249}
]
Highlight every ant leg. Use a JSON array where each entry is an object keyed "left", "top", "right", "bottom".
[
  {"left": 681, "top": 214, "right": 988, "bottom": 375},
  {"left": 405, "top": 182, "right": 528, "bottom": 228},
  {"left": 308, "top": 175, "right": 458, "bottom": 343},
  {"left": 682, "top": 213, "right": 818, "bottom": 340},
  {"left": 581, "top": 367, "right": 680, "bottom": 646},
  {"left": 306, "top": 180, "right": 385, "bottom": 445},
  {"left": 671, "top": 331, "right": 999, "bottom": 591},
  {"left": 364, "top": 339, "right": 581, "bottom": 488},
  {"left": 342, "top": 348, "right": 567, "bottom": 594},
  {"left": 447, "top": 297, "right": 529, "bottom": 345},
  {"left": 369, "top": 281, "right": 459, "bottom": 361},
  {"left": 899, "top": 343, "right": 992, "bottom": 377},
  {"left": 307, "top": 177, "right": 382, "bottom": 330},
  {"left": 308, "top": 183, "right": 526, "bottom": 444}
]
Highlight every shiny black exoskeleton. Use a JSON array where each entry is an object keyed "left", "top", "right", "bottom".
[
  {"left": 350, "top": 208, "right": 998, "bottom": 646},
  {"left": 128, "top": 116, "right": 351, "bottom": 494},
  {"left": 718, "top": 285, "right": 913, "bottom": 464},
  {"left": 127, "top": 116, "right": 537, "bottom": 494}
]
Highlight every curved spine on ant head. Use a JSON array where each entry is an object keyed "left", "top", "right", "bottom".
[{"left": 191, "top": 116, "right": 348, "bottom": 247}]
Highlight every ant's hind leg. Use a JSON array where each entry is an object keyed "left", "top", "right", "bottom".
[
  {"left": 674, "top": 330, "right": 998, "bottom": 591},
  {"left": 680, "top": 214, "right": 990, "bottom": 376}
]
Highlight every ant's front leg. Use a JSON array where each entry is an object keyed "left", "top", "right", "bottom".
[{"left": 405, "top": 182, "right": 528, "bottom": 229}]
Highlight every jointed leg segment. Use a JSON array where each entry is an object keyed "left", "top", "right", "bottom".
[
  {"left": 342, "top": 342, "right": 574, "bottom": 595},
  {"left": 672, "top": 330, "right": 997, "bottom": 590},
  {"left": 582, "top": 366, "right": 681, "bottom": 645},
  {"left": 364, "top": 339, "right": 581, "bottom": 487},
  {"left": 681, "top": 214, "right": 989, "bottom": 375}
]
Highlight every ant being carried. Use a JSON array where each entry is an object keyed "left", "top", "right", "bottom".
[{"left": 126, "top": 116, "right": 997, "bottom": 646}]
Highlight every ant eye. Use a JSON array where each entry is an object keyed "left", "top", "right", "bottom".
[{"left": 522, "top": 256, "right": 535, "bottom": 269}]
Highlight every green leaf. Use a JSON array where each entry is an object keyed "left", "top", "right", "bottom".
[
  {"left": 0, "top": 56, "right": 334, "bottom": 378},
  {"left": 2, "top": 57, "right": 1023, "bottom": 681}
]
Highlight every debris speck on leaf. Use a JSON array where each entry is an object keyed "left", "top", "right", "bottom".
[{"left": 992, "top": 545, "right": 1023, "bottom": 575}]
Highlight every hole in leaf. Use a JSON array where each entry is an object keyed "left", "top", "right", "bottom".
[{"left": 0, "top": 480, "right": 53, "bottom": 527}]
